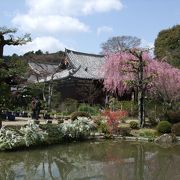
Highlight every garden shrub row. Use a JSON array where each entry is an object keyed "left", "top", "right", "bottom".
[{"left": 0, "top": 117, "right": 96, "bottom": 151}]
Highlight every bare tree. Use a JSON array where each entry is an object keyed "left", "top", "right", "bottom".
[
  {"left": 28, "top": 62, "right": 64, "bottom": 110},
  {"left": 101, "top": 36, "right": 141, "bottom": 54},
  {"left": 0, "top": 27, "right": 31, "bottom": 58}
]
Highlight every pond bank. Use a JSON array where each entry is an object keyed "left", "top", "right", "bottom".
[{"left": 0, "top": 119, "right": 179, "bottom": 151}]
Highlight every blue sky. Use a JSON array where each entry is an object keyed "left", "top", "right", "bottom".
[{"left": 1, "top": 0, "right": 180, "bottom": 55}]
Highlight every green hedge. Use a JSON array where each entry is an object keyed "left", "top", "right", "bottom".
[{"left": 157, "top": 121, "right": 172, "bottom": 133}]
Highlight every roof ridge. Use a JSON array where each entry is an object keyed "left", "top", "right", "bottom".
[
  {"left": 65, "top": 48, "right": 104, "bottom": 57},
  {"left": 28, "top": 61, "right": 59, "bottom": 65}
]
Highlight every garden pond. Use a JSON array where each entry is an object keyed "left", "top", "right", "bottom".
[{"left": 0, "top": 140, "right": 180, "bottom": 180}]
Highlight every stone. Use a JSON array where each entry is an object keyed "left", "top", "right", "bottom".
[{"left": 155, "top": 134, "right": 176, "bottom": 145}]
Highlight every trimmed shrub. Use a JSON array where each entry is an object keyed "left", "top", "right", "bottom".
[
  {"left": 157, "top": 121, "right": 172, "bottom": 133},
  {"left": 166, "top": 110, "right": 180, "bottom": 124},
  {"left": 78, "top": 103, "right": 100, "bottom": 115},
  {"left": 171, "top": 123, "right": 180, "bottom": 136},
  {"left": 130, "top": 121, "right": 139, "bottom": 129},
  {"left": 71, "top": 111, "right": 91, "bottom": 121}
]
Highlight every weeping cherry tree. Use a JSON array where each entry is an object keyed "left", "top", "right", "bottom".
[{"left": 102, "top": 49, "right": 180, "bottom": 127}]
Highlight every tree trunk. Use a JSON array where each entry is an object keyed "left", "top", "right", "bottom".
[
  {"left": 138, "top": 55, "right": 145, "bottom": 127},
  {"left": 0, "top": 119, "right": 2, "bottom": 128},
  {"left": 47, "top": 83, "right": 53, "bottom": 110},
  {"left": 0, "top": 35, "right": 5, "bottom": 58},
  {"left": 138, "top": 90, "right": 145, "bottom": 127},
  {"left": 0, "top": 45, "right": 3, "bottom": 59}
]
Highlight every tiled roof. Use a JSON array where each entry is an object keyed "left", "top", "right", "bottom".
[
  {"left": 38, "top": 69, "right": 70, "bottom": 82},
  {"left": 66, "top": 49, "right": 105, "bottom": 79},
  {"left": 28, "top": 49, "right": 105, "bottom": 82},
  {"left": 28, "top": 62, "right": 60, "bottom": 76}
]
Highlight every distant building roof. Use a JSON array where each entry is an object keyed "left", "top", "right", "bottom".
[
  {"left": 28, "top": 49, "right": 105, "bottom": 82},
  {"left": 29, "top": 62, "right": 60, "bottom": 76}
]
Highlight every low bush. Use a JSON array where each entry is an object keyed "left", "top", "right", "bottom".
[
  {"left": 117, "top": 126, "right": 131, "bottom": 136},
  {"left": 78, "top": 103, "right": 100, "bottom": 115},
  {"left": 57, "top": 98, "right": 78, "bottom": 114},
  {"left": 119, "top": 101, "right": 138, "bottom": 117},
  {"left": 0, "top": 117, "right": 96, "bottom": 151},
  {"left": 130, "top": 128, "right": 157, "bottom": 138},
  {"left": 166, "top": 110, "right": 180, "bottom": 124},
  {"left": 61, "top": 111, "right": 70, "bottom": 116},
  {"left": 139, "top": 129, "right": 157, "bottom": 138},
  {"left": 147, "top": 110, "right": 159, "bottom": 126},
  {"left": 59, "top": 117, "right": 96, "bottom": 139},
  {"left": 39, "top": 124, "right": 63, "bottom": 143},
  {"left": 71, "top": 111, "right": 91, "bottom": 121},
  {"left": 93, "top": 116, "right": 108, "bottom": 134},
  {"left": 130, "top": 121, "right": 139, "bottom": 129},
  {"left": 101, "top": 110, "right": 128, "bottom": 134},
  {"left": 0, "top": 121, "right": 48, "bottom": 151},
  {"left": 171, "top": 123, "right": 180, "bottom": 136},
  {"left": 157, "top": 121, "right": 172, "bottom": 133}
]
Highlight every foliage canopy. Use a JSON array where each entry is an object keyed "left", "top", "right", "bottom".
[{"left": 154, "top": 25, "right": 180, "bottom": 68}]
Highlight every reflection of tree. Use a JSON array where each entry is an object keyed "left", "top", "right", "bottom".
[{"left": 0, "top": 142, "right": 180, "bottom": 179}]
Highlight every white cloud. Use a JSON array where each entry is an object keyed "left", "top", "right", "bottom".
[
  {"left": 12, "top": 0, "right": 123, "bottom": 33},
  {"left": 82, "top": 0, "right": 122, "bottom": 15},
  {"left": 26, "top": 0, "right": 123, "bottom": 16},
  {"left": 9, "top": 36, "right": 67, "bottom": 55},
  {"left": 97, "top": 26, "right": 113, "bottom": 36},
  {"left": 12, "top": 14, "right": 89, "bottom": 33}
]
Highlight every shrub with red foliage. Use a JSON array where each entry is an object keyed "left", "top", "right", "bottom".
[{"left": 101, "top": 110, "right": 128, "bottom": 134}]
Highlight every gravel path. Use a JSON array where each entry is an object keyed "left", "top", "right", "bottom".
[{"left": 2, "top": 117, "right": 58, "bottom": 126}]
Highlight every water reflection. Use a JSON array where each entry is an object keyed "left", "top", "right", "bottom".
[{"left": 0, "top": 140, "right": 180, "bottom": 180}]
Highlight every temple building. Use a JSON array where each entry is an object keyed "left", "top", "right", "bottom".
[{"left": 28, "top": 49, "right": 106, "bottom": 104}]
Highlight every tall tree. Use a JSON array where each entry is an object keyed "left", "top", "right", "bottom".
[
  {"left": 102, "top": 49, "right": 180, "bottom": 127},
  {"left": 0, "top": 27, "right": 31, "bottom": 127},
  {"left": 0, "top": 27, "right": 31, "bottom": 58},
  {"left": 101, "top": 36, "right": 141, "bottom": 54},
  {"left": 154, "top": 25, "right": 180, "bottom": 68}
]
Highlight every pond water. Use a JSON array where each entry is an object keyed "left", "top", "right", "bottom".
[{"left": 0, "top": 140, "right": 180, "bottom": 180}]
